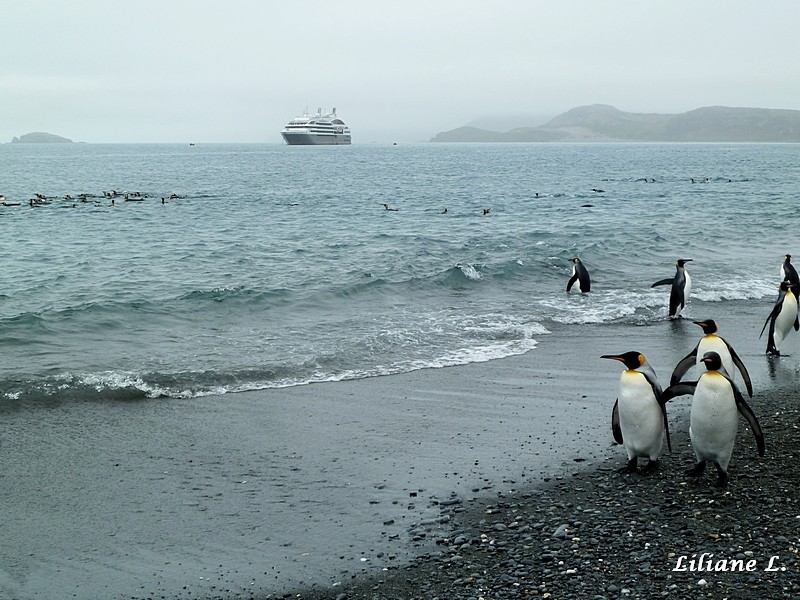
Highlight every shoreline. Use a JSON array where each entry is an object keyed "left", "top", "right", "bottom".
[
  {"left": 1, "top": 304, "right": 797, "bottom": 600},
  {"left": 288, "top": 379, "right": 800, "bottom": 600}
]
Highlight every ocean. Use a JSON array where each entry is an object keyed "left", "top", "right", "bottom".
[
  {"left": 3, "top": 141, "right": 800, "bottom": 599},
  {"left": 0, "top": 142, "right": 797, "bottom": 405}
]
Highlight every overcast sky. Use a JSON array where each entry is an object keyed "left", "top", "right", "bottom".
[{"left": 3, "top": 0, "right": 799, "bottom": 144}]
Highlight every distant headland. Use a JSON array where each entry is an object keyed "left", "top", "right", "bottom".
[
  {"left": 11, "top": 132, "right": 73, "bottom": 144},
  {"left": 431, "top": 104, "right": 800, "bottom": 143}
]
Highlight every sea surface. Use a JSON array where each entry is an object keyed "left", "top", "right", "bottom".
[{"left": 0, "top": 142, "right": 797, "bottom": 405}]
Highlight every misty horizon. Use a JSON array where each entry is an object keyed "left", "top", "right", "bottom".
[{"left": 3, "top": 1, "right": 799, "bottom": 144}]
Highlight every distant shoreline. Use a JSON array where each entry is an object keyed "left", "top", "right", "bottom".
[{"left": 431, "top": 104, "right": 800, "bottom": 143}]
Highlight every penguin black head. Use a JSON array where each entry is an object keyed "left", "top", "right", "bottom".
[
  {"left": 676, "top": 259, "right": 693, "bottom": 268},
  {"left": 785, "top": 254, "right": 792, "bottom": 262},
  {"left": 693, "top": 319, "right": 718, "bottom": 334},
  {"left": 571, "top": 257, "right": 582, "bottom": 264},
  {"left": 601, "top": 351, "right": 645, "bottom": 370},
  {"left": 700, "top": 351, "right": 723, "bottom": 371},
  {"left": 779, "top": 281, "right": 798, "bottom": 294}
]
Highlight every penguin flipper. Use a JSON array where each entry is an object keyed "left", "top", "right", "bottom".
[
  {"left": 651, "top": 278, "right": 673, "bottom": 288},
  {"left": 726, "top": 342, "right": 753, "bottom": 397},
  {"left": 670, "top": 348, "right": 698, "bottom": 386},
  {"left": 764, "top": 310, "right": 780, "bottom": 354},
  {"left": 611, "top": 399, "right": 623, "bottom": 445},
  {"left": 566, "top": 273, "right": 578, "bottom": 292},
  {"left": 660, "top": 402, "right": 672, "bottom": 453},
  {"left": 795, "top": 315, "right": 799, "bottom": 332},
  {"left": 760, "top": 300, "right": 783, "bottom": 338},
  {"left": 734, "top": 389, "right": 765, "bottom": 457},
  {"left": 578, "top": 268, "right": 591, "bottom": 293},
  {"left": 661, "top": 382, "right": 697, "bottom": 404}
]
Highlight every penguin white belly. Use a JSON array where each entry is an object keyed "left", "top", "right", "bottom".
[
  {"left": 695, "top": 336, "right": 734, "bottom": 377},
  {"left": 683, "top": 272, "right": 692, "bottom": 306},
  {"left": 774, "top": 293, "right": 798, "bottom": 350},
  {"left": 617, "top": 372, "right": 664, "bottom": 461},
  {"left": 689, "top": 373, "right": 739, "bottom": 469}
]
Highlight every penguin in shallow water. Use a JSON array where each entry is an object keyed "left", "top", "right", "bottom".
[
  {"left": 670, "top": 319, "right": 753, "bottom": 396},
  {"left": 664, "top": 351, "right": 765, "bottom": 487},
  {"left": 651, "top": 259, "right": 692, "bottom": 317},
  {"left": 781, "top": 254, "right": 799, "bottom": 287},
  {"left": 601, "top": 351, "right": 671, "bottom": 474},
  {"left": 566, "top": 257, "right": 591, "bottom": 293},
  {"left": 760, "top": 281, "right": 799, "bottom": 355}
]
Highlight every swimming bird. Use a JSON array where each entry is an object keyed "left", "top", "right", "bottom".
[
  {"left": 482, "top": 208, "right": 491, "bottom": 215},
  {"left": 382, "top": 203, "right": 398, "bottom": 212},
  {"left": 651, "top": 259, "right": 692, "bottom": 318},
  {"left": 566, "top": 257, "right": 591, "bottom": 293},
  {"left": 781, "top": 254, "right": 799, "bottom": 287},
  {"left": 670, "top": 319, "right": 752, "bottom": 396},
  {"left": 602, "top": 351, "right": 671, "bottom": 474},
  {"left": 760, "top": 281, "right": 799, "bottom": 355},
  {"left": 664, "top": 351, "right": 764, "bottom": 487}
]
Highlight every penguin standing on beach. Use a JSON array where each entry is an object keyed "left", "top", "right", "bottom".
[
  {"left": 664, "top": 351, "right": 765, "bottom": 487},
  {"left": 760, "top": 281, "right": 799, "bottom": 356},
  {"left": 601, "top": 351, "right": 671, "bottom": 474},
  {"left": 781, "top": 254, "right": 799, "bottom": 287},
  {"left": 566, "top": 257, "right": 591, "bottom": 293},
  {"left": 651, "top": 259, "right": 692, "bottom": 318},
  {"left": 670, "top": 319, "right": 753, "bottom": 397}
]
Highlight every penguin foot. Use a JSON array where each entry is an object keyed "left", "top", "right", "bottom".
[
  {"left": 618, "top": 458, "right": 637, "bottom": 474},
  {"left": 642, "top": 459, "right": 660, "bottom": 474},
  {"left": 714, "top": 464, "right": 729, "bottom": 488},
  {"left": 767, "top": 347, "right": 781, "bottom": 356},
  {"left": 685, "top": 461, "right": 706, "bottom": 478}
]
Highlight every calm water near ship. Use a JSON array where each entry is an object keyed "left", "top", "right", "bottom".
[{"left": 0, "top": 142, "right": 798, "bottom": 404}]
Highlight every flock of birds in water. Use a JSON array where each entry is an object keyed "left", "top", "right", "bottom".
[
  {"left": 567, "top": 254, "right": 799, "bottom": 487},
  {"left": 0, "top": 190, "right": 184, "bottom": 208},
  {"left": 4, "top": 178, "right": 783, "bottom": 489}
]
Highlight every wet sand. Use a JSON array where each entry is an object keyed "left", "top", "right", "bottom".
[{"left": 1, "top": 300, "right": 796, "bottom": 599}]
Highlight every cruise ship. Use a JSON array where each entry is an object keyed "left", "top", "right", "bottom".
[{"left": 280, "top": 108, "right": 352, "bottom": 145}]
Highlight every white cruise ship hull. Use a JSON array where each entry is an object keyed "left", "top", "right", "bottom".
[{"left": 281, "top": 132, "right": 352, "bottom": 145}]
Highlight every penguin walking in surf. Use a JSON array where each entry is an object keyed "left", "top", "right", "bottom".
[
  {"left": 663, "top": 351, "right": 764, "bottom": 487},
  {"left": 781, "top": 254, "right": 799, "bottom": 287},
  {"left": 670, "top": 319, "right": 753, "bottom": 397},
  {"left": 760, "top": 281, "right": 799, "bottom": 355},
  {"left": 601, "top": 351, "right": 671, "bottom": 474},
  {"left": 566, "top": 257, "right": 591, "bottom": 293},
  {"left": 651, "top": 259, "right": 692, "bottom": 318}
]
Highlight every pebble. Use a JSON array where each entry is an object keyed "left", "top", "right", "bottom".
[{"left": 287, "top": 393, "right": 800, "bottom": 600}]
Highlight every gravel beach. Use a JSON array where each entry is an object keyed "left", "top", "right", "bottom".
[{"left": 289, "top": 383, "right": 800, "bottom": 600}]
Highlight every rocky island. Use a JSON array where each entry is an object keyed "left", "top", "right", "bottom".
[
  {"left": 11, "top": 132, "right": 73, "bottom": 143},
  {"left": 432, "top": 104, "right": 800, "bottom": 143}
]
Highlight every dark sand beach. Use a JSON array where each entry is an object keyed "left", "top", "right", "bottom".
[
  {"left": 291, "top": 386, "right": 800, "bottom": 600},
  {"left": 2, "top": 300, "right": 799, "bottom": 599}
]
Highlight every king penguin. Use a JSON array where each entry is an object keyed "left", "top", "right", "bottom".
[
  {"left": 601, "top": 351, "right": 671, "bottom": 474},
  {"left": 651, "top": 259, "right": 692, "bottom": 318},
  {"left": 781, "top": 254, "right": 800, "bottom": 287},
  {"left": 760, "top": 281, "right": 799, "bottom": 356},
  {"left": 664, "top": 351, "right": 765, "bottom": 487},
  {"left": 566, "top": 257, "right": 591, "bottom": 293},
  {"left": 670, "top": 319, "right": 753, "bottom": 396}
]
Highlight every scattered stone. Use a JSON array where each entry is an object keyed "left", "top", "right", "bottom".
[{"left": 288, "top": 389, "right": 800, "bottom": 599}]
